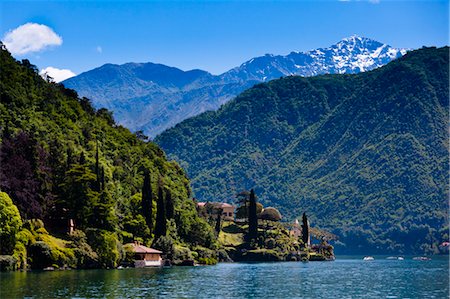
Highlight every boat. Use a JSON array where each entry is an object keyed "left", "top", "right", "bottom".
[
  {"left": 386, "top": 256, "right": 397, "bottom": 260},
  {"left": 43, "top": 266, "right": 55, "bottom": 271},
  {"left": 397, "top": 256, "right": 404, "bottom": 260},
  {"left": 412, "top": 256, "right": 431, "bottom": 261},
  {"left": 363, "top": 256, "right": 374, "bottom": 261}
]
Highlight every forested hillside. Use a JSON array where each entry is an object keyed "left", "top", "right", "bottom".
[
  {"left": 156, "top": 47, "right": 449, "bottom": 254},
  {"left": 0, "top": 44, "right": 216, "bottom": 270}
]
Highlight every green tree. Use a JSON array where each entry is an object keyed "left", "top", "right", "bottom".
[
  {"left": 165, "top": 189, "right": 174, "bottom": 220},
  {"left": 302, "top": 212, "right": 310, "bottom": 246},
  {"left": 154, "top": 183, "right": 167, "bottom": 239},
  {"left": 247, "top": 189, "right": 258, "bottom": 240},
  {"left": 86, "top": 229, "right": 122, "bottom": 268},
  {"left": 141, "top": 170, "right": 153, "bottom": 233},
  {"left": 0, "top": 192, "right": 22, "bottom": 254},
  {"left": 235, "top": 190, "right": 250, "bottom": 221},
  {"left": 94, "top": 141, "right": 101, "bottom": 192},
  {"left": 236, "top": 202, "right": 263, "bottom": 219},
  {"left": 60, "top": 163, "right": 98, "bottom": 228},
  {"left": 215, "top": 208, "right": 223, "bottom": 235},
  {"left": 91, "top": 190, "right": 117, "bottom": 231}
]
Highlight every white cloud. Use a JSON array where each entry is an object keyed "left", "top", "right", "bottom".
[
  {"left": 368, "top": 0, "right": 380, "bottom": 3},
  {"left": 96, "top": 46, "right": 102, "bottom": 53},
  {"left": 2, "top": 23, "right": 62, "bottom": 55},
  {"left": 39, "top": 66, "right": 76, "bottom": 83}
]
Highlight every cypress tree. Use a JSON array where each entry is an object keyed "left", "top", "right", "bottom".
[
  {"left": 95, "top": 140, "right": 100, "bottom": 191},
  {"left": 100, "top": 166, "right": 105, "bottom": 191},
  {"left": 79, "top": 152, "right": 86, "bottom": 165},
  {"left": 301, "top": 212, "right": 310, "bottom": 246},
  {"left": 215, "top": 208, "right": 223, "bottom": 235},
  {"left": 154, "top": 183, "right": 167, "bottom": 238},
  {"left": 141, "top": 170, "right": 153, "bottom": 232},
  {"left": 248, "top": 189, "right": 258, "bottom": 240},
  {"left": 165, "top": 189, "right": 174, "bottom": 220},
  {"left": 66, "top": 148, "right": 73, "bottom": 169}
]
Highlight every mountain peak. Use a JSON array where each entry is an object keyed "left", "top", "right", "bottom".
[
  {"left": 333, "top": 35, "right": 385, "bottom": 51},
  {"left": 341, "top": 34, "right": 371, "bottom": 42}
]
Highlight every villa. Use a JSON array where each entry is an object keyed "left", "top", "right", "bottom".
[{"left": 197, "top": 202, "right": 235, "bottom": 221}]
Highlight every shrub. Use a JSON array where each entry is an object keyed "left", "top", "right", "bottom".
[
  {"left": 309, "top": 253, "right": 326, "bottom": 261},
  {"left": 172, "top": 245, "right": 193, "bottom": 261},
  {"left": 241, "top": 249, "right": 282, "bottom": 261},
  {"left": 34, "top": 226, "right": 76, "bottom": 268},
  {"left": 0, "top": 255, "right": 17, "bottom": 271},
  {"left": 12, "top": 242, "right": 27, "bottom": 269},
  {"left": 197, "top": 257, "right": 217, "bottom": 265},
  {"left": 70, "top": 233, "right": 99, "bottom": 269},
  {"left": 122, "top": 243, "right": 135, "bottom": 266},
  {"left": 35, "top": 227, "right": 49, "bottom": 235},
  {"left": 86, "top": 229, "right": 122, "bottom": 268},
  {"left": 28, "top": 241, "right": 53, "bottom": 269},
  {"left": 193, "top": 246, "right": 218, "bottom": 264},
  {"left": 23, "top": 219, "right": 44, "bottom": 231},
  {"left": 217, "top": 249, "right": 232, "bottom": 262},
  {"left": 152, "top": 235, "right": 174, "bottom": 260},
  {"left": 265, "top": 238, "right": 276, "bottom": 249},
  {"left": 16, "top": 229, "right": 34, "bottom": 246},
  {"left": 0, "top": 192, "right": 22, "bottom": 255}
]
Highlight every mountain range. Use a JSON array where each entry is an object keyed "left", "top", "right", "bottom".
[
  {"left": 63, "top": 36, "right": 407, "bottom": 137},
  {"left": 155, "top": 47, "right": 449, "bottom": 254}
]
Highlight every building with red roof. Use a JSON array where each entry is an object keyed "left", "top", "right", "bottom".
[{"left": 125, "top": 242, "right": 163, "bottom": 267}]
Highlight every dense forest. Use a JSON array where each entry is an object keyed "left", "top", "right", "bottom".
[
  {"left": 156, "top": 47, "right": 449, "bottom": 254},
  {"left": 0, "top": 44, "right": 218, "bottom": 270}
]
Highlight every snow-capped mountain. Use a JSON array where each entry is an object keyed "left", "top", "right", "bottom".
[
  {"left": 221, "top": 35, "right": 408, "bottom": 82},
  {"left": 63, "top": 36, "right": 408, "bottom": 137}
]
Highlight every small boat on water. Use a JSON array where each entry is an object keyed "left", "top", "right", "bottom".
[
  {"left": 363, "top": 256, "right": 374, "bottom": 261},
  {"left": 43, "top": 266, "right": 55, "bottom": 271},
  {"left": 387, "top": 256, "right": 405, "bottom": 260},
  {"left": 412, "top": 256, "right": 431, "bottom": 261}
]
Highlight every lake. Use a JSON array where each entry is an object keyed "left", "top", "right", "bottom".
[{"left": 1, "top": 256, "right": 448, "bottom": 298}]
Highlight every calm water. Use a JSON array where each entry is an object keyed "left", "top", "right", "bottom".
[{"left": 1, "top": 256, "right": 448, "bottom": 298}]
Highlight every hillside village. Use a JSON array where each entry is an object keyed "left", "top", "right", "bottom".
[{"left": 121, "top": 190, "right": 336, "bottom": 268}]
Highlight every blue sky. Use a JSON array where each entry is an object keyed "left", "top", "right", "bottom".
[{"left": 1, "top": 0, "right": 448, "bottom": 81}]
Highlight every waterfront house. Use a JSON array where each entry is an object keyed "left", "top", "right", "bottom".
[{"left": 125, "top": 242, "right": 163, "bottom": 267}]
